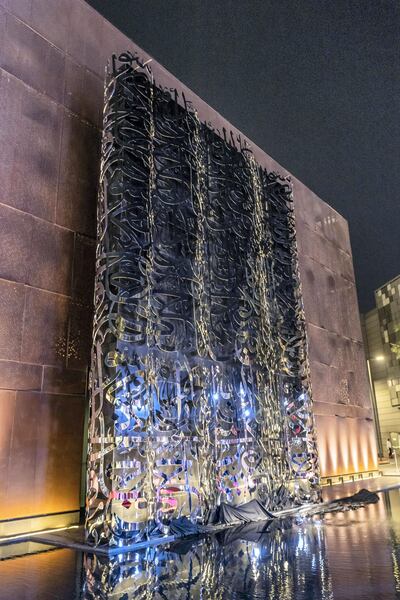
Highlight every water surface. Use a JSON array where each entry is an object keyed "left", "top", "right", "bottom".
[{"left": 2, "top": 488, "right": 400, "bottom": 599}]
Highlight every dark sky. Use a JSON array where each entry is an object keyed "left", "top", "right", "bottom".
[{"left": 87, "top": 0, "right": 399, "bottom": 312}]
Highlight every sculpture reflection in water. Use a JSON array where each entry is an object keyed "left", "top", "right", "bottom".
[
  {"left": 83, "top": 518, "right": 333, "bottom": 600},
  {"left": 86, "top": 51, "right": 320, "bottom": 547}
]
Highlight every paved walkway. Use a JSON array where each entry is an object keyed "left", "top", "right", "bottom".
[{"left": 379, "top": 459, "right": 400, "bottom": 477}]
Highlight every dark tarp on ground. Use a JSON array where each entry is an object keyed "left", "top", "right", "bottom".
[
  {"left": 168, "top": 489, "right": 380, "bottom": 540},
  {"left": 212, "top": 499, "right": 274, "bottom": 525},
  {"left": 337, "top": 488, "right": 379, "bottom": 504},
  {"left": 305, "top": 487, "right": 380, "bottom": 518}
]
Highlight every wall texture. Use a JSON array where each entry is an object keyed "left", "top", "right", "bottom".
[
  {"left": 295, "top": 187, "right": 378, "bottom": 477},
  {"left": 0, "top": 0, "right": 376, "bottom": 530},
  {"left": 0, "top": 0, "right": 104, "bottom": 525}
]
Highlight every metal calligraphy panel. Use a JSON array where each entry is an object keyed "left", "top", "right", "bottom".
[{"left": 86, "top": 52, "right": 320, "bottom": 547}]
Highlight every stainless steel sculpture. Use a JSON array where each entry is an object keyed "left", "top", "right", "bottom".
[{"left": 86, "top": 52, "right": 320, "bottom": 547}]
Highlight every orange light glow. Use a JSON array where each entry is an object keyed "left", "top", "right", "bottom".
[{"left": 315, "top": 415, "right": 378, "bottom": 478}]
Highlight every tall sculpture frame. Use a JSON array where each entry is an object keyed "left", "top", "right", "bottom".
[{"left": 86, "top": 52, "right": 320, "bottom": 547}]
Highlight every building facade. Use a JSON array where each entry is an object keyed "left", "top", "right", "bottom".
[
  {"left": 362, "top": 275, "right": 400, "bottom": 454},
  {"left": 0, "top": 0, "right": 377, "bottom": 539}
]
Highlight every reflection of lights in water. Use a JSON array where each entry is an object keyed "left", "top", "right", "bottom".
[
  {"left": 295, "top": 515, "right": 307, "bottom": 526},
  {"left": 314, "top": 519, "right": 322, "bottom": 528},
  {"left": 391, "top": 548, "right": 400, "bottom": 592},
  {"left": 296, "top": 534, "right": 305, "bottom": 553},
  {"left": 84, "top": 521, "right": 333, "bottom": 599},
  {"left": 296, "top": 529, "right": 309, "bottom": 555}
]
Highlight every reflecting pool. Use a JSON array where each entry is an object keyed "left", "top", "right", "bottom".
[{"left": 2, "top": 488, "right": 400, "bottom": 599}]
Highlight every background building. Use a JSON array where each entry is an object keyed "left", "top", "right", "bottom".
[
  {"left": 362, "top": 274, "right": 400, "bottom": 455},
  {"left": 0, "top": 0, "right": 377, "bottom": 538}
]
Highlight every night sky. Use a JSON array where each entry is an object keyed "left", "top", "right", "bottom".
[{"left": 87, "top": 0, "right": 399, "bottom": 312}]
